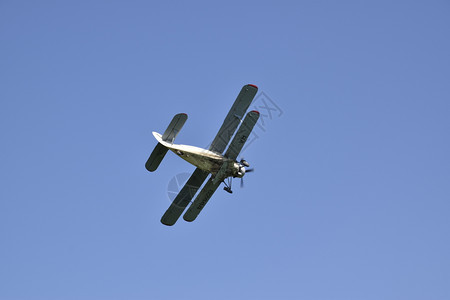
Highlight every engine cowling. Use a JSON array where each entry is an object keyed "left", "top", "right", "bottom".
[{"left": 235, "top": 165, "right": 246, "bottom": 178}]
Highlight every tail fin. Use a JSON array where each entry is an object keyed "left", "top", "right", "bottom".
[{"left": 145, "top": 113, "right": 187, "bottom": 172}]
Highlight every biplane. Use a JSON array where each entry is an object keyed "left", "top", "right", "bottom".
[{"left": 145, "top": 84, "right": 259, "bottom": 226}]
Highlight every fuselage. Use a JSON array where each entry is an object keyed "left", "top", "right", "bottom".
[{"left": 152, "top": 132, "right": 244, "bottom": 178}]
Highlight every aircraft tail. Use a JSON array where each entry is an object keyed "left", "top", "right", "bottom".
[{"left": 145, "top": 113, "right": 187, "bottom": 172}]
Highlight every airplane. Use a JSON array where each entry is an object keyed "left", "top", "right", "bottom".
[{"left": 145, "top": 84, "right": 260, "bottom": 226}]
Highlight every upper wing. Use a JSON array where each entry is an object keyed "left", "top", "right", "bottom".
[
  {"left": 224, "top": 110, "right": 260, "bottom": 160},
  {"left": 183, "top": 177, "right": 221, "bottom": 222},
  {"left": 209, "top": 84, "right": 258, "bottom": 154},
  {"left": 160, "top": 168, "right": 209, "bottom": 226}
]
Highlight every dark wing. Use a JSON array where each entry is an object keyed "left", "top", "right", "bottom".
[
  {"left": 224, "top": 110, "right": 260, "bottom": 160},
  {"left": 209, "top": 84, "right": 258, "bottom": 154},
  {"left": 182, "top": 111, "right": 260, "bottom": 222},
  {"left": 160, "top": 168, "right": 209, "bottom": 226},
  {"left": 183, "top": 177, "right": 221, "bottom": 222}
]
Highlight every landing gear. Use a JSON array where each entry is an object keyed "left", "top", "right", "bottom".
[
  {"left": 221, "top": 160, "right": 254, "bottom": 194},
  {"left": 223, "top": 186, "right": 233, "bottom": 194},
  {"left": 223, "top": 177, "right": 233, "bottom": 194}
]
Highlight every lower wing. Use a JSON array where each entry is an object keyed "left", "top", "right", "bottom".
[
  {"left": 183, "top": 178, "right": 221, "bottom": 222},
  {"left": 160, "top": 168, "right": 209, "bottom": 226}
]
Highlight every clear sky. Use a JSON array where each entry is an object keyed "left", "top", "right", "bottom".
[{"left": 1, "top": 1, "right": 449, "bottom": 299}]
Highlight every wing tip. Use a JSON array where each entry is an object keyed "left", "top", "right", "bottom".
[
  {"left": 175, "top": 112, "right": 188, "bottom": 120},
  {"left": 247, "top": 84, "right": 258, "bottom": 89},
  {"left": 250, "top": 110, "right": 260, "bottom": 115},
  {"left": 161, "top": 216, "right": 176, "bottom": 226},
  {"left": 161, "top": 221, "right": 175, "bottom": 226},
  {"left": 183, "top": 216, "right": 195, "bottom": 222},
  {"left": 145, "top": 162, "right": 157, "bottom": 172}
]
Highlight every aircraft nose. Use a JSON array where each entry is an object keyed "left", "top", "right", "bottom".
[{"left": 237, "top": 166, "right": 245, "bottom": 177}]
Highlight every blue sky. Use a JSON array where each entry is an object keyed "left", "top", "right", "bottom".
[{"left": 1, "top": 1, "right": 449, "bottom": 299}]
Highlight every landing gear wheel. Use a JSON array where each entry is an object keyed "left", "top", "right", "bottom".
[{"left": 223, "top": 186, "right": 233, "bottom": 194}]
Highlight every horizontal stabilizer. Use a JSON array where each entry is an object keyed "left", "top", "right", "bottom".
[
  {"left": 162, "top": 113, "right": 187, "bottom": 143},
  {"left": 145, "top": 143, "right": 168, "bottom": 172},
  {"left": 145, "top": 113, "right": 187, "bottom": 172}
]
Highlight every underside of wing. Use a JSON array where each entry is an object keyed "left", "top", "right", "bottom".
[
  {"left": 183, "top": 177, "right": 221, "bottom": 222},
  {"left": 209, "top": 84, "right": 258, "bottom": 154},
  {"left": 161, "top": 168, "right": 209, "bottom": 226},
  {"left": 224, "top": 110, "right": 260, "bottom": 160}
]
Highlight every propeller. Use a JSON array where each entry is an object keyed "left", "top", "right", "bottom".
[
  {"left": 240, "top": 158, "right": 250, "bottom": 167},
  {"left": 240, "top": 168, "right": 254, "bottom": 188}
]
